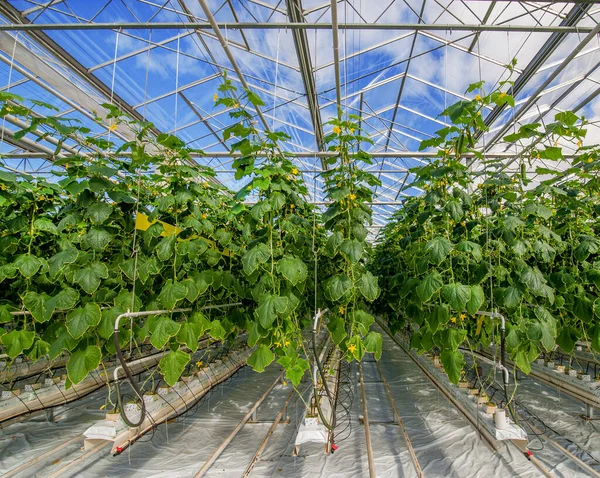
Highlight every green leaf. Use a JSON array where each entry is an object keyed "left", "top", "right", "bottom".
[
  {"left": 440, "top": 350, "right": 465, "bottom": 384},
  {"left": 15, "top": 254, "right": 41, "bottom": 278},
  {"left": 353, "top": 309, "right": 375, "bottom": 335},
  {"left": 591, "top": 325, "right": 600, "bottom": 354},
  {"left": 159, "top": 350, "right": 191, "bottom": 386},
  {"left": 156, "top": 235, "right": 176, "bottom": 261},
  {"left": 158, "top": 280, "right": 187, "bottom": 310},
  {"left": 416, "top": 272, "right": 443, "bottom": 302},
  {"left": 556, "top": 326, "right": 578, "bottom": 353},
  {"left": 328, "top": 316, "right": 347, "bottom": 345},
  {"left": 520, "top": 266, "right": 551, "bottom": 297},
  {"left": 34, "top": 218, "right": 58, "bottom": 235},
  {"left": 85, "top": 227, "right": 112, "bottom": 252},
  {"left": 347, "top": 334, "right": 365, "bottom": 361},
  {"left": 23, "top": 291, "right": 51, "bottom": 322},
  {"left": 513, "top": 350, "right": 531, "bottom": 374},
  {"left": 276, "top": 255, "right": 308, "bottom": 286},
  {"left": 445, "top": 199, "right": 463, "bottom": 222},
  {"left": 501, "top": 285, "right": 524, "bottom": 308},
  {"left": 358, "top": 271, "right": 380, "bottom": 301},
  {"left": 74, "top": 262, "right": 108, "bottom": 294},
  {"left": 86, "top": 203, "right": 113, "bottom": 224},
  {"left": 428, "top": 305, "right": 449, "bottom": 333},
  {"left": 285, "top": 359, "right": 309, "bottom": 387},
  {"left": 425, "top": 237, "right": 453, "bottom": 265},
  {"left": 149, "top": 315, "right": 181, "bottom": 349},
  {"left": 66, "top": 303, "right": 102, "bottom": 339},
  {"left": 325, "top": 231, "right": 344, "bottom": 256},
  {"left": 210, "top": 320, "right": 227, "bottom": 341},
  {"left": 339, "top": 239, "right": 364, "bottom": 263},
  {"left": 256, "top": 294, "right": 289, "bottom": 328},
  {"left": 242, "top": 243, "right": 271, "bottom": 275},
  {"left": 49, "top": 325, "right": 79, "bottom": 359},
  {"left": 363, "top": 331, "right": 382, "bottom": 360},
  {"left": 325, "top": 274, "right": 353, "bottom": 302},
  {"left": 1, "top": 329, "right": 35, "bottom": 359},
  {"left": 177, "top": 322, "right": 202, "bottom": 352},
  {"left": 456, "top": 241, "right": 482, "bottom": 262},
  {"left": 247, "top": 345, "right": 275, "bottom": 372},
  {"left": 524, "top": 203, "right": 552, "bottom": 220},
  {"left": 573, "top": 295, "right": 594, "bottom": 323},
  {"left": 466, "top": 285, "right": 484, "bottom": 315},
  {"left": 441, "top": 283, "right": 471, "bottom": 311},
  {"left": 67, "top": 345, "right": 101, "bottom": 385},
  {"left": 48, "top": 248, "right": 78, "bottom": 277}
]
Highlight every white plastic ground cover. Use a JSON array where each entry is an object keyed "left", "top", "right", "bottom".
[{"left": 0, "top": 333, "right": 594, "bottom": 477}]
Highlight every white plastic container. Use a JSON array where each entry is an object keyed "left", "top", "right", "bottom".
[{"left": 494, "top": 409, "right": 508, "bottom": 430}]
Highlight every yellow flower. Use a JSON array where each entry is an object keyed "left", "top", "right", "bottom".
[
  {"left": 347, "top": 343, "right": 357, "bottom": 354},
  {"left": 338, "top": 306, "right": 345, "bottom": 314},
  {"left": 196, "top": 360, "right": 203, "bottom": 368},
  {"left": 213, "top": 93, "right": 218, "bottom": 102},
  {"left": 108, "top": 123, "right": 118, "bottom": 132},
  {"left": 450, "top": 316, "right": 457, "bottom": 323},
  {"left": 285, "top": 340, "right": 290, "bottom": 346},
  {"left": 275, "top": 341, "right": 282, "bottom": 347},
  {"left": 587, "top": 157, "right": 593, "bottom": 163},
  {"left": 202, "top": 213, "right": 207, "bottom": 219},
  {"left": 350, "top": 128, "right": 355, "bottom": 134},
  {"left": 234, "top": 102, "right": 240, "bottom": 108},
  {"left": 498, "top": 92, "right": 506, "bottom": 98},
  {"left": 282, "top": 381, "right": 288, "bottom": 386},
  {"left": 577, "top": 140, "right": 583, "bottom": 148},
  {"left": 459, "top": 313, "right": 467, "bottom": 321},
  {"left": 348, "top": 193, "right": 356, "bottom": 200},
  {"left": 292, "top": 168, "right": 299, "bottom": 175},
  {"left": 333, "top": 125, "right": 341, "bottom": 134},
  {"left": 290, "top": 204, "right": 295, "bottom": 209},
  {"left": 475, "top": 94, "right": 481, "bottom": 101}
]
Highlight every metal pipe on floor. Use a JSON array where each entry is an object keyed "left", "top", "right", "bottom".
[{"left": 358, "top": 363, "right": 376, "bottom": 478}]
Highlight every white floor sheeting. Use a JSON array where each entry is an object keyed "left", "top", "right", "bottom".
[{"left": 0, "top": 333, "right": 599, "bottom": 477}]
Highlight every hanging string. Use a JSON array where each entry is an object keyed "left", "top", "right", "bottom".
[
  {"left": 444, "top": 29, "right": 448, "bottom": 112},
  {"left": 107, "top": 29, "right": 121, "bottom": 146},
  {"left": 0, "top": 33, "right": 20, "bottom": 165},
  {"left": 174, "top": 35, "right": 181, "bottom": 136},
  {"left": 272, "top": 29, "right": 281, "bottom": 130}
]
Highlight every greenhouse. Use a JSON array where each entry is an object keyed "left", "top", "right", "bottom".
[{"left": 1, "top": 0, "right": 600, "bottom": 476}]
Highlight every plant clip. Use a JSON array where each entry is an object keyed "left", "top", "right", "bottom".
[
  {"left": 115, "top": 446, "right": 123, "bottom": 454},
  {"left": 331, "top": 443, "right": 338, "bottom": 451},
  {"left": 524, "top": 450, "right": 533, "bottom": 459}
]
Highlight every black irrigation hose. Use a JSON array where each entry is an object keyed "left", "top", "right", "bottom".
[{"left": 114, "top": 331, "right": 146, "bottom": 428}]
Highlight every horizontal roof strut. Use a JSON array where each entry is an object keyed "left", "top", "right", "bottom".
[
  {"left": 0, "top": 151, "right": 584, "bottom": 159},
  {"left": 0, "top": 22, "right": 594, "bottom": 33}
]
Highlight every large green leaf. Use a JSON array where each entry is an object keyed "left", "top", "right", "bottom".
[
  {"left": 149, "top": 314, "right": 181, "bottom": 349},
  {"left": 14, "top": 254, "right": 41, "bottom": 278},
  {"left": 49, "top": 325, "right": 79, "bottom": 359},
  {"left": 520, "top": 266, "right": 550, "bottom": 297},
  {"left": 363, "top": 331, "right": 383, "bottom": 360},
  {"left": 427, "top": 305, "right": 449, "bottom": 333},
  {"left": 325, "top": 274, "right": 352, "bottom": 302},
  {"left": 86, "top": 203, "right": 113, "bottom": 224},
  {"left": 556, "top": 326, "right": 578, "bottom": 353},
  {"left": 34, "top": 218, "right": 58, "bottom": 235},
  {"left": 440, "top": 350, "right": 465, "bottom": 384},
  {"left": 441, "top": 283, "right": 471, "bottom": 311},
  {"left": 466, "top": 285, "right": 484, "bottom": 315},
  {"left": 339, "top": 239, "right": 364, "bottom": 263},
  {"left": 156, "top": 234, "right": 176, "bottom": 261},
  {"left": 425, "top": 237, "right": 453, "bottom": 264},
  {"left": 353, "top": 309, "right": 375, "bottom": 335},
  {"left": 158, "top": 280, "right": 187, "bottom": 310},
  {"left": 177, "top": 322, "right": 202, "bottom": 352},
  {"left": 500, "top": 285, "right": 524, "bottom": 308},
  {"left": 416, "top": 272, "right": 443, "bottom": 302},
  {"left": 67, "top": 345, "right": 101, "bottom": 385},
  {"left": 48, "top": 248, "right": 78, "bottom": 277},
  {"left": 256, "top": 294, "right": 289, "bottom": 328},
  {"left": 247, "top": 344, "right": 275, "bottom": 372},
  {"left": 358, "top": 271, "right": 380, "bottom": 301},
  {"left": 276, "top": 255, "right": 308, "bottom": 286},
  {"left": 74, "top": 262, "right": 108, "bottom": 295},
  {"left": 456, "top": 241, "right": 482, "bottom": 262},
  {"left": 66, "top": 303, "right": 102, "bottom": 339},
  {"left": 1, "top": 329, "right": 35, "bottom": 359},
  {"left": 242, "top": 243, "right": 271, "bottom": 275},
  {"left": 159, "top": 350, "right": 191, "bottom": 386},
  {"left": 85, "top": 227, "right": 112, "bottom": 252}
]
